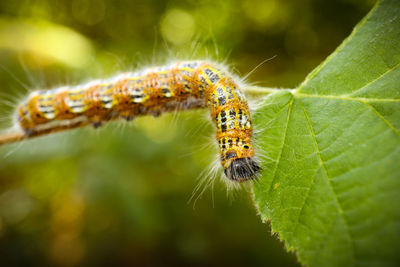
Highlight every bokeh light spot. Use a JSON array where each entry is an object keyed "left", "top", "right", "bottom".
[
  {"left": 160, "top": 9, "right": 195, "bottom": 45},
  {"left": 242, "top": 0, "right": 291, "bottom": 32},
  {"left": 0, "top": 189, "right": 34, "bottom": 224},
  {"left": 0, "top": 18, "right": 93, "bottom": 68}
]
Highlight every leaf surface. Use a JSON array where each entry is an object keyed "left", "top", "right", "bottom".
[{"left": 252, "top": 0, "right": 400, "bottom": 266}]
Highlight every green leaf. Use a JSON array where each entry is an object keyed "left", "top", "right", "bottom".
[{"left": 252, "top": 0, "right": 400, "bottom": 266}]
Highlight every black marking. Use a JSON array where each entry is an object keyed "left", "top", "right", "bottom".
[
  {"left": 218, "top": 97, "right": 226, "bottom": 105},
  {"left": 204, "top": 68, "right": 212, "bottom": 75},
  {"left": 235, "top": 88, "right": 242, "bottom": 100},
  {"left": 221, "top": 124, "right": 227, "bottom": 132},
  {"left": 198, "top": 86, "right": 205, "bottom": 96},
  {"left": 227, "top": 87, "right": 234, "bottom": 99},
  {"left": 224, "top": 157, "right": 260, "bottom": 182},
  {"left": 204, "top": 68, "right": 220, "bottom": 83},
  {"left": 183, "top": 62, "right": 199, "bottom": 69},
  {"left": 212, "top": 94, "right": 217, "bottom": 105},
  {"left": 220, "top": 111, "right": 227, "bottom": 123},
  {"left": 225, "top": 152, "right": 237, "bottom": 160},
  {"left": 129, "top": 94, "right": 145, "bottom": 99},
  {"left": 70, "top": 104, "right": 86, "bottom": 109},
  {"left": 210, "top": 75, "right": 219, "bottom": 83},
  {"left": 217, "top": 87, "right": 224, "bottom": 97},
  {"left": 238, "top": 109, "right": 243, "bottom": 128},
  {"left": 229, "top": 109, "right": 236, "bottom": 119},
  {"left": 38, "top": 104, "right": 53, "bottom": 108}
]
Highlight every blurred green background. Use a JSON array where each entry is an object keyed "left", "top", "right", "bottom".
[{"left": 0, "top": 0, "right": 375, "bottom": 266}]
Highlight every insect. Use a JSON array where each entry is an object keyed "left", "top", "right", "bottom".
[{"left": 4, "top": 61, "right": 260, "bottom": 182}]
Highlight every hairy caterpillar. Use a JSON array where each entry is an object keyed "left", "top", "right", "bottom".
[{"left": 12, "top": 61, "right": 260, "bottom": 182}]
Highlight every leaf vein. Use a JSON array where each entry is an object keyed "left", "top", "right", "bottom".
[
  {"left": 265, "top": 97, "right": 294, "bottom": 197},
  {"left": 255, "top": 98, "right": 294, "bottom": 134},
  {"left": 295, "top": 95, "right": 400, "bottom": 139},
  {"left": 320, "top": 108, "right": 369, "bottom": 161},
  {"left": 291, "top": 167, "right": 319, "bottom": 240},
  {"left": 360, "top": 100, "right": 400, "bottom": 138},
  {"left": 347, "top": 61, "right": 400, "bottom": 97},
  {"left": 296, "top": 93, "right": 400, "bottom": 102},
  {"left": 298, "top": 98, "right": 355, "bottom": 265}
]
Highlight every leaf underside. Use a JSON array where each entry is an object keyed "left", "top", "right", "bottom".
[{"left": 252, "top": 0, "right": 400, "bottom": 266}]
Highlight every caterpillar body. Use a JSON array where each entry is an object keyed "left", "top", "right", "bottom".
[{"left": 16, "top": 61, "right": 260, "bottom": 182}]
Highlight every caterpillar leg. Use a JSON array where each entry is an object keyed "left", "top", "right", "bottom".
[
  {"left": 91, "top": 121, "right": 102, "bottom": 128},
  {"left": 21, "top": 127, "right": 35, "bottom": 137},
  {"left": 122, "top": 116, "right": 134, "bottom": 122}
]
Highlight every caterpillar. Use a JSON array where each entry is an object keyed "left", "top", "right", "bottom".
[{"left": 13, "top": 61, "right": 260, "bottom": 182}]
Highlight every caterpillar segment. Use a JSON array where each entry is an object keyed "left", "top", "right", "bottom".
[{"left": 17, "top": 61, "right": 260, "bottom": 182}]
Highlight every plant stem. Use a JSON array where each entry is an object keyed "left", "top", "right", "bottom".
[
  {"left": 243, "top": 86, "right": 289, "bottom": 96},
  {"left": 0, "top": 131, "right": 26, "bottom": 145}
]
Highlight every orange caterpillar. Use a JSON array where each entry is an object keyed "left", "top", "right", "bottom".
[{"left": 16, "top": 61, "right": 260, "bottom": 182}]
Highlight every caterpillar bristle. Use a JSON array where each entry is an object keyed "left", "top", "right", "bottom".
[
  {"left": 224, "top": 157, "right": 260, "bottom": 182},
  {"left": 3, "top": 60, "right": 260, "bottom": 183}
]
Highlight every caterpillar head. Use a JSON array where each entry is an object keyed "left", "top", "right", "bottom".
[{"left": 224, "top": 157, "right": 260, "bottom": 182}]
